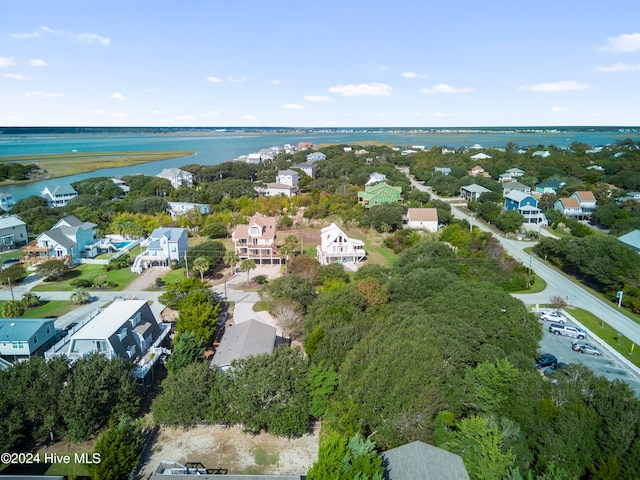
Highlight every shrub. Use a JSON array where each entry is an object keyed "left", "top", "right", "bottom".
[
  {"left": 253, "top": 275, "right": 268, "bottom": 285},
  {"left": 70, "top": 278, "right": 93, "bottom": 288},
  {"left": 155, "top": 277, "right": 165, "bottom": 288}
]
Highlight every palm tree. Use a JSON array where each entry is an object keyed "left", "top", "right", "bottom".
[
  {"left": 239, "top": 258, "right": 257, "bottom": 285},
  {"left": 193, "top": 257, "right": 210, "bottom": 282},
  {"left": 1, "top": 300, "right": 24, "bottom": 318},
  {"left": 69, "top": 287, "right": 91, "bottom": 305},
  {"left": 224, "top": 250, "right": 239, "bottom": 271},
  {"left": 20, "top": 292, "right": 41, "bottom": 308}
]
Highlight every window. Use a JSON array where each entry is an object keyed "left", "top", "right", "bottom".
[
  {"left": 127, "top": 345, "right": 137, "bottom": 358},
  {"left": 118, "top": 327, "right": 128, "bottom": 342},
  {"left": 130, "top": 312, "right": 141, "bottom": 328},
  {"left": 33, "top": 335, "right": 38, "bottom": 344}
]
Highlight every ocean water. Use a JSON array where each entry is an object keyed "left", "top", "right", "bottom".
[{"left": 0, "top": 128, "right": 638, "bottom": 202}]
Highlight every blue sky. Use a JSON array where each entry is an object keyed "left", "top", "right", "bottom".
[{"left": 2, "top": 1, "right": 640, "bottom": 127}]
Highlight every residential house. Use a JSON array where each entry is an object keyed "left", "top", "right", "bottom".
[
  {"left": 354, "top": 149, "right": 369, "bottom": 155},
  {"left": 40, "top": 184, "right": 78, "bottom": 208},
  {"left": 532, "top": 150, "right": 551, "bottom": 158},
  {"left": 504, "top": 191, "right": 547, "bottom": 225},
  {"left": 297, "top": 141, "right": 314, "bottom": 150},
  {"left": 291, "top": 162, "right": 316, "bottom": 178},
  {"left": 498, "top": 173, "right": 513, "bottom": 183},
  {"left": 619, "top": 230, "right": 640, "bottom": 253},
  {"left": 470, "top": 152, "right": 492, "bottom": 160},
  {"left": 167, "top": 202, "right": 211, "bottom": 217},
  {"left": 110, "top": 178, "right": 129, "bottom": 197},
  {"left": 343, "top": 147, "right": 352, "bottom": 152},
  {"left": 316, "top": 222, "right": 365, "bottom": 266},
  {"left": 232, "top": 215, "right": 280, "bottom": 265},
  {"left": 0, "top": 318, "right": 57, "bottom": 362},
  {"left": 381, "top": 441, "right": 470, "bottom": 480},
  {"left": 358, "top": 182, "right": 402, "bottom": 208},
  {"left": 502, "top": 181, "right": 531, "bottom": 196},
  {"left": 31, "top": 215, "right": 99, "bottom": 264},
  {"left": 571, "top": 191, "right": 597, "bottom": 217},
  {"left": 44, "top": 299, "right": 170, "bottom": 378},
  {"left": 306, "top": 152, "right": 326, "bottom": 162},
  {"left": 506, "top": 167, "right": 525, "bottom": 178},
  {"left": 460, "top": 184, "right": 491, "bottom": 201},
  {"left": 246, "top": 153, "right": 263, "bottom": 164},
  {"left": 586, "top": 165, "right": 605, "bottom": 171},
  {"left": 0, "top": 216, "right": 28, "bottom": 252},
  {"left": 554, "top": 197, "right": 582, "bottom": 219},
  {"left": 441, "top": 147, "right": 456, "bottom": 154},
  {"left": 469, "top": 144, "right": 483, "bottom": 150},
  {"left": 365, "top": 172, "right": 387, "bottom": 186},
  {"left": 536, "top": 179, "right": 566, "bottom": 195},
  {"left": 156, "top": 168, "right": 193, "bottom": 189},
  {"left": 468, "top": 165, "right": 489, "bottom": 177},
  {"left": 132, "top": 227, "right": 188, "bottom": 273},
  {"left": 260, "top": 182, "right": 298, "bottom": 197},
  {"left": 0, "top": 192, "right": 15, "bottom": 211},
  {"left": 434, "top": 167, "right": 451, "bottom": 175},
  {"left": 276, "top": 169, "right": 300, "bottom": 186},
  {"left": 404, "top": 208, "right": 439, "bottom": 232},
  {"left": 210, "top": 319, "right": 276, "bottom": 371}
]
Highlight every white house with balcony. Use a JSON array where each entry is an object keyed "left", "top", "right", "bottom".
[
  {"left": 41, "top": 184, "right": 78, "bottom": 208},
  {"left": 44, "top": 300, "right": 170, "bottom": 378},
  {"left": 156, "top": 168, "right": 193, "bottom": 189},
  {"left": 0, "top": 216, "right": 28, "bottom": 252},
  {"left": 131, "top": 227, "right": 188, "bottom": 273},
  {"left": 276, "top": 169, "right": 300, "bottom": 186},
  {"left": 33, "top": 215, "right": 99, "bottom": 264},
  {"left": 316, "top": 223, "right": 365, "bottom": 266},
  {"left": 291, "top": 162, "right": 316, "bottom": 178}
]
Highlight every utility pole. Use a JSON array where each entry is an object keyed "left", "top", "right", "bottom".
[{"left": 184, "top": 252, "right": 189, "bottom": 277}]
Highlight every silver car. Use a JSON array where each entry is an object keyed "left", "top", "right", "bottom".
[{"left": 571, "top": 340, "right": 602, "bottom": 356}]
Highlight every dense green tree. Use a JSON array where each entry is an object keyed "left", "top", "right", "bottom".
[
  {"left": 91, "top": 418, "right": 144, "bottom": 480},
  {"left": 288, "top": 254, "right": 320, "bottom": 284},
  {"left": 62, "top": 355, "right": 139, "bottom": 442},
  {"left": 365, "top": 203, "right": 406, "bottom": 232},
  {"left": 308, "top": 432, "right": 384, "bottom": 480},
  {"left": 36, "top": 259, "right": 67, "bottom": 281},
  {"left": 0, "top": 263, "right": 27, "bottom": 286},
  {"left": 175, "top": 291, "right": 220, "bottom": 343},
  {"left": 159, "top": 277, "right": 217, "bottom": 310},
  {"left": 186, "top": 240, "right": 225, "bottom": 270},
  {"left": 210, "top": 347, "right": 310, "bottom": 436},
  {"left": 1, "top": 300, "right": 24, "bottom": 317},
  {"left": 307, "top": 362, "right": 339, "bottom": 418},
  {"left": 164, "top": 331, "right": 206, "bottom": 374},
  {"left": 152, "top": 362, "right": 217, "bottom": 426},
  {"left": 260, "top": 274, "right": 317, "bottom": 311}
]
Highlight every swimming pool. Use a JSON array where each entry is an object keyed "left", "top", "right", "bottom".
[{"left": 114, "top": 241, "right": 132, "bottom": 250}]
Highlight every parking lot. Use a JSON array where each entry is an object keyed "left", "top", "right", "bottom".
[{"left": 538, "top": 312, "right": 640, "bottom": 397}]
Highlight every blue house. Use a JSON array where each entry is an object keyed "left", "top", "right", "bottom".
[
  {"left": 0, "top": 318, "right": 57, "bottom": 362},
  {"left": 619, "top": 230, "right": 640, "bottom": 253},
  {"left": 536, "top": 179, "right": 566, "bottom": 195},
  {"left": 504, "top": 191, "right": 547, "bottom": 225},
  {"left": 434, "top": 167, "right": 451, "bottom": 175}
]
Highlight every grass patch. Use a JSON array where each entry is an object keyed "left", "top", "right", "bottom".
[
  {"left": 253, "top": 301, "right": 269, "bottom": 312},
  {"left": 254, "top": 447, "right": 279, "bottom": 466},
  {"left": 0, "top": 250, "right": 22, "bottom": 260},
  {"left": 570, "top": 307, "right": 640, "bottom": 368},
  {"left": 511, "top": 274, "right": 547, "bottom": 294},
  {"left": 31, "top": 264, "right": 136, "bottom": 292},
  {"left": 162, "top": 268, "right": 186, "bottom": 284},
  {"left": 0, "top": 151, "right": 194, "bottom": 185},
  {"left": 22, "top": 300, "right": 76, "bottom": 318}
]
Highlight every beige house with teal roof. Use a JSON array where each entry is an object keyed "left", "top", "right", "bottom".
[{"left": 358, "top": 182, "right": 402, "bottom": 208}]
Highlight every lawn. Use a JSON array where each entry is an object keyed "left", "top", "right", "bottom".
[
  {"left": 22, "top": 300, "right": 76, "bottom": 318},
  {"left": 162, "top": 268, "right": 186, "bottom": 284},
  {"left": 31, "top": 264, "right": 137, "bottom": 292}
]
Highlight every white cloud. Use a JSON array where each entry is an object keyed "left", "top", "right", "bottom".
[
  {"left": 402, "top": 72, "right": 430, "bottom": 79},
  {"left": 304, "top": 95, "right": 333, "bottom": 102},
  {"left": 88, "top": 109, "right": 107, "bottom": 115},
  {"left": 24, "top": 91, "right": 62, "bottom": 98},
  {"left": 519, "top": 80, "right": 592, "bottom": 93},
  {"left": 3, "top": 73, "right": 34, "bottom": 80},
  {"left": 284, "top": 104, "right": 304, "bottom": 110},
  {"left": 228, "top": 76, "right": 247, "bottom": 83},
  {"left": 109, "top": 92, "right": 125, "bottom": 100},
  {"left": 176, "top": 115, "right": 195, "bottom": 121},
  {"left": 206, "top": 76, "right": 222, "bottom": 83},
  {"left": 328, "top": 82, "right": 392, "bottom": 97},
  {"left": 9, "top": 32, "right": 40, "bottom": 39},
  {"left": 421, "top": 83, "right": 475, "bottom": 94},
  {"left": 551, "top": 106, "right": 569, "bottom": 112},
  {"left": 41, "top": 26, "right": 110, "bottom": 46},
  {"left": 596, "top": 62, "right": 640, "bottom": 72},
  {"left": 200, "top": 111, "right": 219, "bottom": 117},
  {"left": 602, "top": 32, "right": 640, "bottom": 52},
  {"left": 434, "top": 112, "right": 455, "bottom": 117},
  {"left": 0, "top": 57, "right": 16, "bottom": 67},
  {"left": 152, "top": 110, "right": 162, "bottom": 115},
  {"left": 242, "top": 114, "right": 256, "bottom": 120},
  {"left": 111, "top": 112, "right": 127, "bottom": 118},
  {"left": 28, "top": 59, "right": 47, "bottom": 67},
  {"left": 272, "top": 79, "right": 281, "bottom": 85}
]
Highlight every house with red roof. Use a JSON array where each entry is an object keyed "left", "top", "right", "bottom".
[{"left": 232, "top": 215, "right": 281, "bottom": 265}]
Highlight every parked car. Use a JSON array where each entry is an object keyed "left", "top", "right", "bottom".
[
  {"left": 571, "top": 340, "right": 602, "bottom": 356},
  {"left": 548, "top": 323, "right": 586, "bottom": 339},
  {"left": 536, "top": 353, "right": 558, "bottom": 369},
  {"left": 543, "top": 362, "right": 567, "bottom": 376},
  {"left": 539, "top": 311, "right": 566, "bottom": 324}
]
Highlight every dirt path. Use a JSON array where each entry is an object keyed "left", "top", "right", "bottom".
[
  {"left": 138, "top": 424, "right": 319, "bottom": 478},
  {"left": 127, "top": 266, "right": 169, "bottom": 291}
]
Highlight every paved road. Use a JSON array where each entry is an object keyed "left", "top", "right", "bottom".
[{"left": 409, "top": 176, "right": 640, "bottom": 347}]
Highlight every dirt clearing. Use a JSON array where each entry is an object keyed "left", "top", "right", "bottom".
[{"left": 139, "top": 424, "right": 319, "bottom": 478}]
